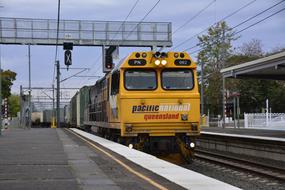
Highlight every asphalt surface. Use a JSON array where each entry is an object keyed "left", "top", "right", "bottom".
[
  {"left": 0, "top": 128, "right": 186, "bottom": 190},
  {"left": 201, "top": 127, "right": 285, "bottom": 138},
  {"left": 0, "top": 128, "right": 78, "bottom": 190}
]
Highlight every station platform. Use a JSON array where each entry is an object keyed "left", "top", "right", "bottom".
[
  {"left": 0, "top": 128, "right": 240, "bottom": 190},
  {"left": 201, "top": 127, "right": 285, "bottom": 140}
]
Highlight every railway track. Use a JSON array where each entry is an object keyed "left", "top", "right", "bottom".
[{"left": 194, "top": 149, "right": 285, "bottom": 182}]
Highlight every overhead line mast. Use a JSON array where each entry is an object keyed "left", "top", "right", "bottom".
[{"left": 54, "top": 0, "right": 61, "bottom": 128}]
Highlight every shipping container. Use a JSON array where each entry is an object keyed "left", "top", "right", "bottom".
[
  {"left": 70, "top": 92, "right": 78, "bottom": 127},
  {"left": 79, "top": 86, "right": 91, "bottom": 127},
  {"left": 64, "top": 104, "right": 70, "bottom": 125}
]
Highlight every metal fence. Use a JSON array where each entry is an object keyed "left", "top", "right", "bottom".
[
  {"left": 0, "top": 17, "right": 172, "bottom": 47},
  {"left": 244, "top": 113, "right": 285, "bottom": 129}
]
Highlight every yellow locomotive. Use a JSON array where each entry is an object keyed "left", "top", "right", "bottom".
[{"left": 84, "top": 51, "right": 200, "bottom": 160}]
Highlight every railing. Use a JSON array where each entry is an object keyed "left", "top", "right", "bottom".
[
  {"left": 244, "top": 113, "right": 285, "bottom": 129},
  {"left": 0, "top": 17, "right": 172, "bottom": 47}
]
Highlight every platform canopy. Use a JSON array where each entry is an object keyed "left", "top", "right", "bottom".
[
  {"left": 0, "top": 17, "right": 172, "bottom": 47},
  {"left": 221, "top": 51, "right": 285, "bottom": 80}
]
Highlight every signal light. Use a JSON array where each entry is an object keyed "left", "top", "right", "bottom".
[
  {"left": 142, "top": 52, "right": 147, "bottom": 58},
  {"left": 180, "top": 53, "right": 185, "bottom": 58},
  {"left": 105, "top": 54, "right": 113, "bottom": 69},
  {"left": 135, "top": 52, "right": 140, "bottom": 58},
  {"left": 64, "top": 50, "right": 72, "bottom": 67}
]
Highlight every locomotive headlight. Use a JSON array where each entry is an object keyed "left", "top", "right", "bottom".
[
  {"left": 161, "top": 60, "right": 167, "bottom": 66},
  {"left": 154, "top": 59, "right": 160, "bottom": 66},
  {"left": 190, "top": 142, "right": 195, "bottom": 148}
]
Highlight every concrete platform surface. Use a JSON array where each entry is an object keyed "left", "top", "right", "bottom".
[
  {"left": 0, "top": 128, "right": 78, "bottom": 190},
  {"left": 71, "top": 128, "right": 241, "bottom": 190},
  {"left": 201, "top": 127, "right": 285, "bottom": 139},
  {"left": 0, "top": 128, "right": 187, "bottom": 190}
]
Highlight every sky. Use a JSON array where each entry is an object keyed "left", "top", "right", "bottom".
[{"left": 0, "top": 0, "right": 284, "bottom": 106}]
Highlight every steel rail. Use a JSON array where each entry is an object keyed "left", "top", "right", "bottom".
[{"left": 194, "top": 149, "right": 285, "bottom": 181}]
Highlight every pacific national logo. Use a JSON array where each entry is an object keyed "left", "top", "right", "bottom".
[{"left": 132, "top": 103, "right": 190, "bottom": 113}]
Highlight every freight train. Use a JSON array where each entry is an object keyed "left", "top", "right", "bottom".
[
  {"left": 67, "top": 51, "right": 200, "bottom": 161},
  {"left": 31, "top": 109, "right": 65, "bottom": 127}
]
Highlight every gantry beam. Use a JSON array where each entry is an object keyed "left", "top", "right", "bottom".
[{"left": 0, "top": 17, "right": 172, "bottom": 47}]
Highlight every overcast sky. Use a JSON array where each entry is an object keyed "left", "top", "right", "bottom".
[{"left": 0, "top": 0, "right": 284, "bottom": 97}]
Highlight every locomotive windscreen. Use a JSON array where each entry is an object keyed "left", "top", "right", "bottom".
[
  {"left": 124, "top": 69, "right": 157, "bottom": 90},
  {"left": 162, "top": 69, "right": 194, "bottom": 90}
]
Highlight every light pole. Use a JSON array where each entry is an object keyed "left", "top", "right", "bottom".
[
  {"left": 201, "top": 61, "right": 204, "bottom": 116},
  {"left": 56, "top": 61, "right": 60, "bottom": 128},
  {"left": 28, "top": 44, "right": 31, "bottom": 129},
  {"left": 0, "top": 45, "right": 2, "bottom": 135}
]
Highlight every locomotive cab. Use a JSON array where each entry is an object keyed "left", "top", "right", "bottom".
[{"left": 107, "top": 51, "right": 200, "bottom": 160}]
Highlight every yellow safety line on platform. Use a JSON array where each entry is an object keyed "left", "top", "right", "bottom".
[{"left": 65, "top": 128, "right": 168, "bottom": 190}]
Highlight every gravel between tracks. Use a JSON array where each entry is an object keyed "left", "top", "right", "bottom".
[{"left": 185, "top": 159, "right": 285, "bottom": 190}]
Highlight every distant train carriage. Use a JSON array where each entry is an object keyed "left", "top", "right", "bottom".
[
  {"left": 31, "top": 111, "right": 43, "bottom": 126},
  {"left": 42, "top": 109, "right": 64, "bottom": 127},
  {"left": 83, "top": 51, "right": 200, "bottom": 161},
  {"left": 79, "top": 86, "right": 91, "bottom": 129},
  {"left": 70, "top": 92, "right": 78, "bottom": 127},
  {"left": 64, "top": 105, "right": 71, "bottom": 126},
  {"left": 42, "top": 109, "right": 53, "bottom": 127},
  {"left": 70, "top": 86, "right": 91, "bottom": 129}
]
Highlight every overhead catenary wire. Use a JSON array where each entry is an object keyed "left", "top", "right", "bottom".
[
  {"left": 173, "top": 0, "right": 216, "bottom": 35},
  {"left": 70, "top": 1, "right": 161, "bottom": 89},
  {"left": 187, "top": 7, "right": 285, "bottom": 55},
  {"left": 231, "top": 0, "right": 285, "bottom": 30},
  {"left": 234, "top": 6, "right": 285, "bottom": 35},
  {"left": 83, "top": 0, "right": 161, "bottom": 86},
  {"left": 124, "top": 0, "right": 161, "bottom": 40},
  {"left": 108, "top": 0, "right": 140, "bottom": 45},
  {"left": 183, "top": 0, "right": 285, "bottom": 52},
  {"left": 172, "top": 0, "right": 257, "bottom": 51},
  {"left": 78, "top": 1, "right": 140, "bottom": 88}
]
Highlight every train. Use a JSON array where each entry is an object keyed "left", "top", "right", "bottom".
[
  {"left": 31, "top": 109, "right": 65, "bottom": 127},
  {"left": 66, "top": 51, "right": 200, "bottom": 161}
]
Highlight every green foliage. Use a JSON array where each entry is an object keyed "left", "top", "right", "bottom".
[
  {"left": 197, "top": 21, "right": 236, "bottom": 115},
  {"left": 197, "top": 24, "right": 285, "bottom": 116},
  {"left": 234, "top": 79, "right": 285, "bottom": 113},
  {"left": 226, "top": 44, "right": 285, "bottom": 114},
  {"left": 1, "top": 70, "right": 17, "bottom": 98},
  {"left": 8, "top": 94, "right": 20, "bottom": 117}
]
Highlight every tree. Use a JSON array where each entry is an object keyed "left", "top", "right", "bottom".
[
  {"left": 227, "top": 40, "right": 285, "bottom": 114},
  {"left": 238, "top": 39, "right": 263, "bottom": 57},
  {"left": 8, "top": 94, "right": 20, "bottom": 117},
  {"left": 1, "top": 70, "right": 17, "bottom": 98},
  {"left": 197, "top": 21, "right": 236, "bottom": 116}
]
